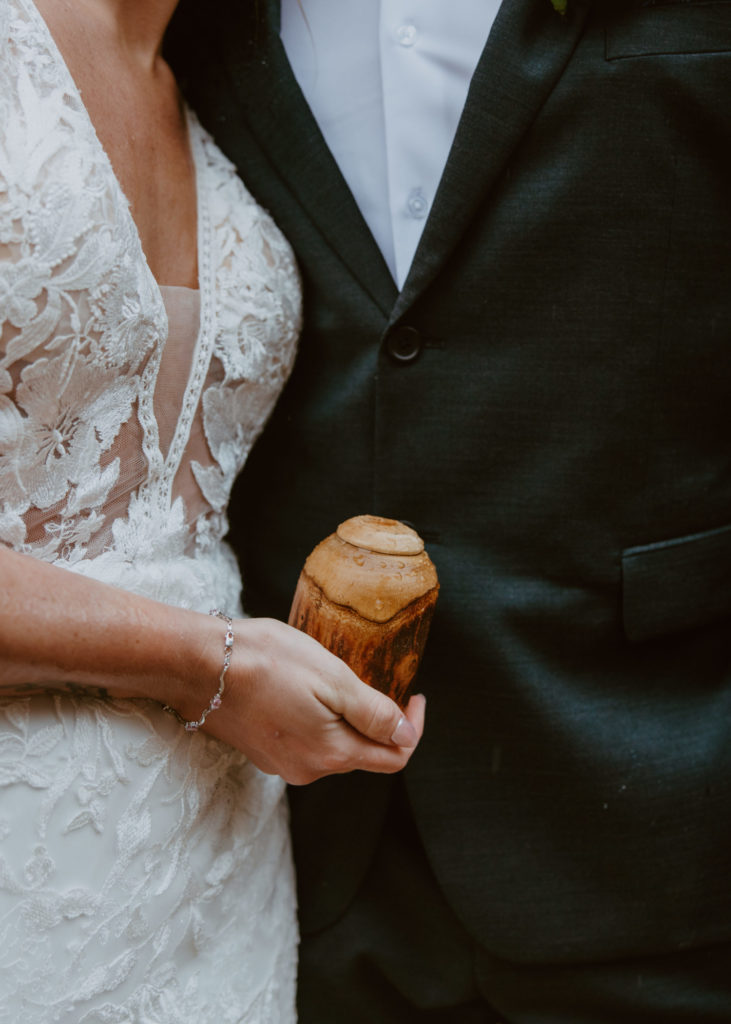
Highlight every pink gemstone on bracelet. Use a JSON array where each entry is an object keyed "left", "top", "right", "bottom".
[{"left": 211, "top": 695, "right": 222, "bottom": 709}]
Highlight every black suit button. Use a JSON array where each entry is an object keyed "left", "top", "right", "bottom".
[{"left": 385, "top": 326, "right": 422, "bottom": 364}]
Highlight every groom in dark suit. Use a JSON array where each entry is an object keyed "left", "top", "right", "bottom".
[{"left": 169, "top": 0, "right": 731, "bottom": 1019}]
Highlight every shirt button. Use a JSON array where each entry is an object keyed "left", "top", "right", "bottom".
[
  {"left": 385, "top": 326, "right": 422, "bottom": 364},
  {"left": 406, "top": 188, "right": 429, "bottom": 219},
  {"left": 396, "top": 23, "right": 417, "bottom": 47}
]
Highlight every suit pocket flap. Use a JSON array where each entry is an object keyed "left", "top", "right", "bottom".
[
  {"left": 607, "top": 3, "right": 731, "bottom": 59},
  {"left": 622, "top": 523, "right": 731, "bottom": 642}
]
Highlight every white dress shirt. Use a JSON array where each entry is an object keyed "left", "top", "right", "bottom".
[{"left": 280, "top": 0, "right": 501, "bottom": 288}]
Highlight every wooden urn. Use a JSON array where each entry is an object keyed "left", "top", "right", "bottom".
[{"left": 288, "top": 515, "right": 439, "bottom": 708}]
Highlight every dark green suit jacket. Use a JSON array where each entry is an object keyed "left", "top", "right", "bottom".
[{"left": 169, "top": 0, "right": 731, "bottom": 964}]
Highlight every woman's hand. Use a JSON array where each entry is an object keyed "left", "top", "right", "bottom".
[{"left": 197, "top": 617, "right": 426, "bottom": 785}]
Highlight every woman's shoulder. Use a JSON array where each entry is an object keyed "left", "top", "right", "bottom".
[
  {"left": 190, "top": 111, "right": 301, "bottom": 307},
  {"left": 2, "top": 0, "right": 67, "bottom": 110},
  {"left": 190, "top": 112, "right": 267, "bottom": 227},
  {"left": 1, "top": 0, "right": 87, "bottom": 178},
  {"left": 186, "top": 112, "right": 301, "bottom": 402}
]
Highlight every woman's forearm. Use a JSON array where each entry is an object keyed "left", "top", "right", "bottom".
[{"left": 0, "top": 544, "right": 220, "bottom": 715}]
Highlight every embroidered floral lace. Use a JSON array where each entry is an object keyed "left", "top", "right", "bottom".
[{"left": 0, "top": 0, "right": 301, "bottom": 1019}]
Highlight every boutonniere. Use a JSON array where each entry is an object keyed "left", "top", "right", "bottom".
[{"left": 549, "top": 0, "right": 568, "bottom": 12}]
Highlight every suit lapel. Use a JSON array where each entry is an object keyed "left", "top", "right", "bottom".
[
  {"left": 391, "top": 0, "right": 593, "bottom": 323},
  {"left": 220, "top": 0, "right": 398, "bottom": 315}
]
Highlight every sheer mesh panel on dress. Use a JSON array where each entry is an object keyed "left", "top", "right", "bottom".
[{"left": 0, "top": 282, "right": 230, "bottom": 560}]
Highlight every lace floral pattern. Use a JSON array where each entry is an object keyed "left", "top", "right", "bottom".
[
  {"left": 0, "top": 0, "right": 300, "bottom": 566},
  {"left": 0, "top": 0, "right": 301, "bottom": 1019},
  {"left": 0, "top": 695, "right": 297, "bottom": 1024}
]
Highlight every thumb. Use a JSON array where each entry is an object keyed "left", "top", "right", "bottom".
[{"left": 337, "top": 678, "right": 423, "bottom": 748}]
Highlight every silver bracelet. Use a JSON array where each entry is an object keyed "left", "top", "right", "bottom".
[{"left": 164, "top": 609, "right": 234, "bottom": 732}]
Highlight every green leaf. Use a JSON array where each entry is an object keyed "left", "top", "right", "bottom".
[{"left": 550, "top": 0, "right": 568, "bottom": 13}]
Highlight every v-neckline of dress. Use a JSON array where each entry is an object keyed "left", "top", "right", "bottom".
[{"left": 22, "top": 0, "right": 219, "bottom": 508}]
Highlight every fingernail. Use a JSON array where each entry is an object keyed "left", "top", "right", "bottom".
[{"left": 391, "top": 715, "right": 418, "bottom": 748}]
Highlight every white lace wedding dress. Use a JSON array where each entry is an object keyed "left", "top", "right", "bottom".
[{"left": 0, "top": 1, "right": 301, "bottom": 1020}]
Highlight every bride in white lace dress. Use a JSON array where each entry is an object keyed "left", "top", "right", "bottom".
[{"left": 0, "top": 1, "right": 425, "bottom": 1020}]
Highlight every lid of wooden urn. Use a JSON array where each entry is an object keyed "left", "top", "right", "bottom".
[
  {"left": 303, "top": 515, "right": 438, "bottom": 622},
  {"left": 336, "top": 515, "right": 424, "bottom": 555}
]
